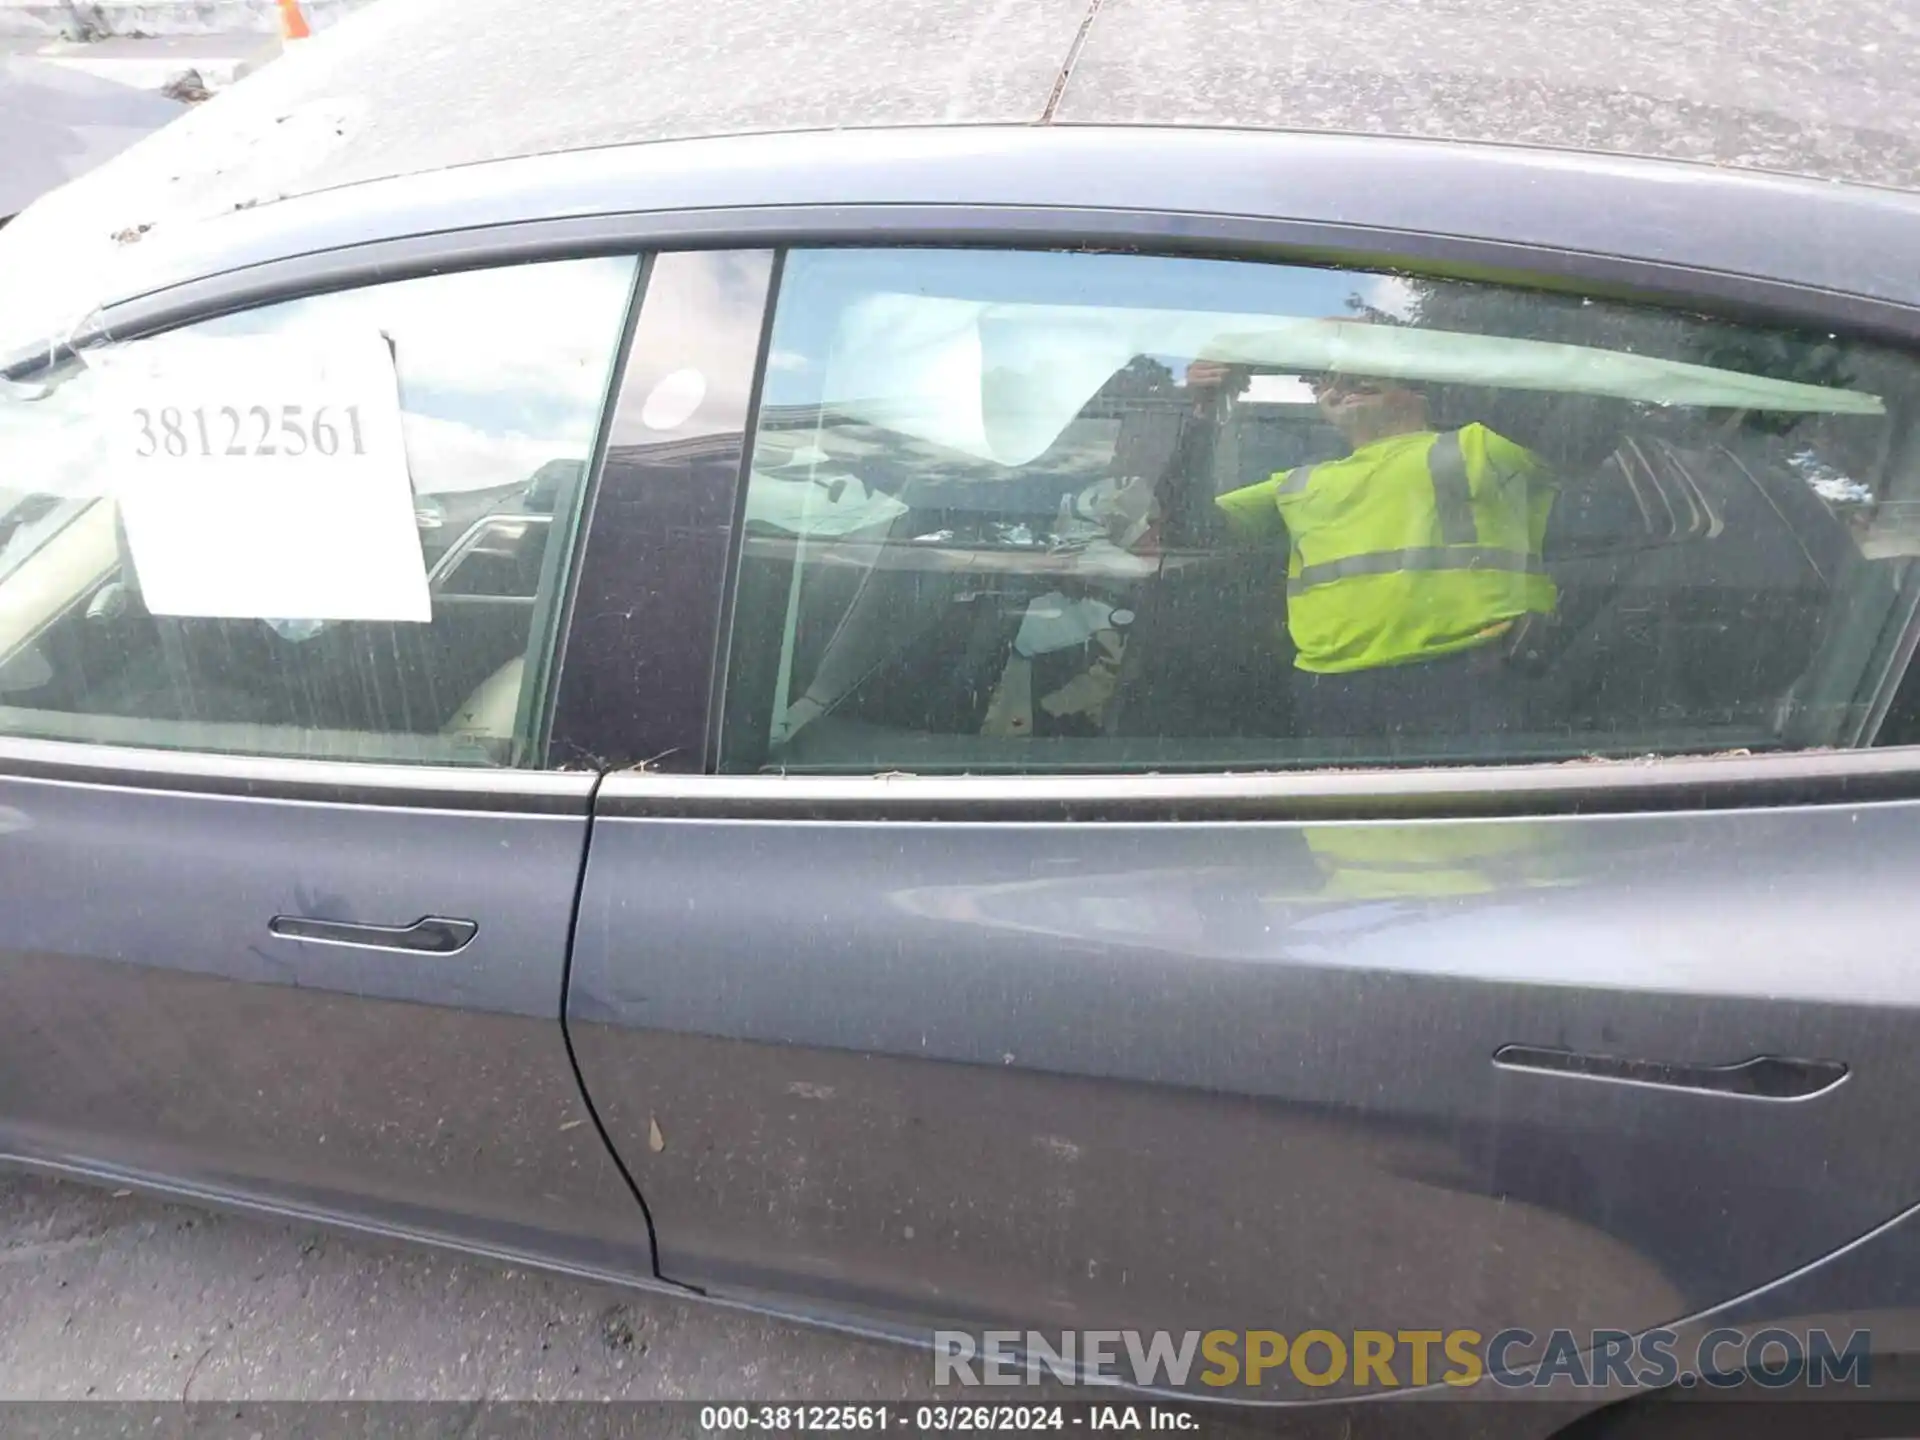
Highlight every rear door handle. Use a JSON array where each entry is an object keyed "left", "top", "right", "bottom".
[
  {"left": 1493, "top": 1044, "right": 1847, "bottom": 1100},
  {"left": 268, "top": 914, "right": 478, "bottom": 955}
]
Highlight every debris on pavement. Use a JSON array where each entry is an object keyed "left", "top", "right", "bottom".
[{"left": 159, "top": 67, "right": 213, "bottom": 103}]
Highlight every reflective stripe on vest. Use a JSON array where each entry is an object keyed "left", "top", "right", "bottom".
[
  {"left": 1426, "top": 429, "right": 1479, "bottom": 546},
  {"left": 1287, "top": 544, "right": 1542, "bottom": 597}
]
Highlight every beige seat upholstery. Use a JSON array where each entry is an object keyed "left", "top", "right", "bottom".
[{"left": 0, "top": 501, "right": 118, "bottom": 663}]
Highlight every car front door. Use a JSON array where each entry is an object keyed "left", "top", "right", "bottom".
[
  {"left": 0, "top": 249, "right": 659, "bottom": 1277},
  {"left": 564, "top": 231, "right": 1920, "bottom": 1397}
]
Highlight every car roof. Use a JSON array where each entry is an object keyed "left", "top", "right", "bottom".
[{"left": 2, "top": 0, "right": 1916, "bottom": 354}]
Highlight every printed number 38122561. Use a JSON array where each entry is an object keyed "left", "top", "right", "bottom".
[{"left": 132, "top": 405, "right": 367, "bottom": 460}]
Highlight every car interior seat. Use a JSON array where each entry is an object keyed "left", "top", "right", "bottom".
[{"left": 1105, "top": 391, "right": 1303, "bottom": 742}]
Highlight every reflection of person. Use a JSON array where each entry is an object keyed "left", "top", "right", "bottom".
[
  {"left": 1301, "top": 820, "right": 1574, "bottom": 899},
  {"left": 979, "top": 473, "right": 1160, "bottom": 738},
  {"left": 1199, "top": 363, "right": 1556, "bottom": 740}
]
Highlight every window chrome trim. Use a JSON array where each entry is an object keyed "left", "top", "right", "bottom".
[
  {"left": 594, "top": 748, "right": 1920, "bottom": 822},
  {"left": 66, "top": 202, "right": 1920, "bottom": 372},
  {"left": 0, "top": 734, "right": 596, "bottom": 811},
  {"left": 29, "top": 126, "right": 1920, "bottom": 343}
]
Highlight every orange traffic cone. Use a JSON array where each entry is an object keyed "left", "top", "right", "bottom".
[{"left": 276, "top": 0, "right": 311, "bottom": 40}]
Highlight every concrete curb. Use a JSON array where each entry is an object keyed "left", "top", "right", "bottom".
[{"left": 0, "top": 0, "right": 360, "bottom": 40}]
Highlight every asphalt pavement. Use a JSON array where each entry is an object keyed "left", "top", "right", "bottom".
[
  {"left": 0, "top": 34, "right": 268, "bottom": 93},
  {"left": 0, "top": 1173, "right": 934, "bottom": 1401}
]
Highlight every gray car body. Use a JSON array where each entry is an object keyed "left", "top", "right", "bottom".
[{"left": 7, "top": 113, "right": 1920, "bottom": 1427}]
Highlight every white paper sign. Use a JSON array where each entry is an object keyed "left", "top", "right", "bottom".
[{"left": 106, "top": 329, "right": 431, "bottom": 622}]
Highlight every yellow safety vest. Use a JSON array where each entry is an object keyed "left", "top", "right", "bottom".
[{"left": 1217, "top": 424, "right": 1556, "bottom": 673}]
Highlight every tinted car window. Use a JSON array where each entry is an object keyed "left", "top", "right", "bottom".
[
  {"left": 0, "top": 257, "right": 636, "bottom": 765},
  {"left": 719, "top": 248, "right": 1920, "bottom": 772}
]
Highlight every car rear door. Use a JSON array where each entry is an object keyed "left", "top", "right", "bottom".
[
  {"left": 0, "top": 246, "right": 660, "bottom": 1277},
  {"left": 564, "top": 225, "right": 1920, "bottom": 1397}
]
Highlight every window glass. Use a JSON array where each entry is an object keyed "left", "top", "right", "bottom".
[
  {"left": 0, "top": 256, "right": 636, "bottom": 765},
  {"left": 718, "top": 248, "right": 1920, "bottom": 773}
]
